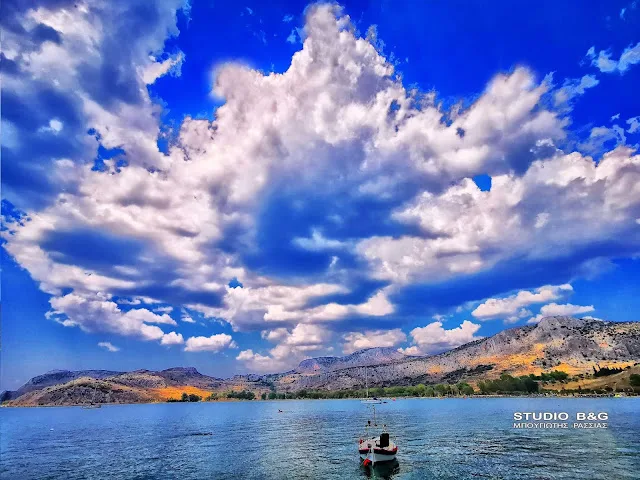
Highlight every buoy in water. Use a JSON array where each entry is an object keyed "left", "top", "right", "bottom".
[{"left": 363, "top": 458, "right": 372, "bottom": 468}]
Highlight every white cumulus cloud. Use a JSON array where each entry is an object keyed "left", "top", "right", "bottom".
[
  {"left": 2, "top": 3, "right": 640, "bottom": 372},
  {"left": 472, "top": 284, "right": 573, "bottom": 321},
  {"left": 238, "top": 323, "right": 333, "bottom": 372},
  {"left": 527, "top": 303, "right": 595, "bottom": 324},
  {"left": 399, "top": 320, "right": 482, "bottom": 355},
  {"left": 184, "top": 334, "right": 236, "bottom": 352},
  {"left": 161, "top": 331, "right": 185, "bottom": 345},
  {"left": 342, "top": 329, "right": 407, "bottom": 354},
  {"left": 98, "top": 341, "right": 120, "bottom": 352}
]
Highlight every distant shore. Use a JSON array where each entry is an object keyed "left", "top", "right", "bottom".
[{"left": 4, "top": 392, "right": 638, "bottom": 408}]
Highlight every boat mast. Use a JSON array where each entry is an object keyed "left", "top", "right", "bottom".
[{"left": 365, "top": 367, "right": 368, "bottom": 399}]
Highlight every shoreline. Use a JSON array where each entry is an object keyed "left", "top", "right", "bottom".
[{"left": 3, "top": 393, "right": 638, "bottom": 409}]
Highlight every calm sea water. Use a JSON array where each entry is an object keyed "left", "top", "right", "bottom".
[{"left": 1, "top": 398, "right": 639, "bottom": 479}]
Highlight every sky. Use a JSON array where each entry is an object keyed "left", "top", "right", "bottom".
[{"left": 1, "top": 0, "right": 640, "bottom": 390}]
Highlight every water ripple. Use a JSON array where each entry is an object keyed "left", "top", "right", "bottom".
[{"left": 1, "top": 398, "right": 639, "bottom": 479}]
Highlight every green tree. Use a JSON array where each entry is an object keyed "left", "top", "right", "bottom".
[
  {"left": 521, "top": 376, "right": 539, "bottom": 393},
  {"left": 226, "top": 390, "right": 256, "bottom": 400},
  {"left": 593, "top": 366, "right": 623, "bottom": 378},
  {"left": 261, "top": 392, "right": 267, "bottom": 400},
  {"left": 181, "top": 392, "right": 189, "bottom": 402},
  {"left": 388, "top": 386, "right": 407, "bottom": 396},
  {"left": 188, "top": 393, "right": 201, "bottom": 402},
  {"left": 552, "top": 370, "right": 569, "bottom": 381},
  {"left": 434, "top": 384, "right": 447, "bottom": 396},
  {"left": 457, "top": 383, "right": 475, "bottom": 395},
  {"left": 630, "top": 374, "right": 640, "bottom": 387},
  {"left": 268, "top": 392, "right": 277, "bottom": 400}
]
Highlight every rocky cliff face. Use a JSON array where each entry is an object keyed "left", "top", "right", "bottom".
[{"left": 273, "top": 317, "right": 640, "bottom": 391}]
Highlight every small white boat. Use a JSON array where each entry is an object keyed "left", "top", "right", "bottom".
[
  {"left": 359, "top": 432, "right": 398, "bottom": 466},
  {"left": 360, "top": 366, "right": 383, "bottom": 404},
  {"left": 358, "top": 404, "right": 398, "bottom": 467}
]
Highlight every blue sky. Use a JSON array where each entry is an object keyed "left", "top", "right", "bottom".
[{"left": 1, "top": 0, "right": 640, "bottom": 390}]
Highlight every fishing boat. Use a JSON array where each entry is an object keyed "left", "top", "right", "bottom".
[
  {"left": 358, "top": 404, "right": 398, "bottom": 466},
  {"left": 361, "top": 367, "right": 382, "bottom": 405}
]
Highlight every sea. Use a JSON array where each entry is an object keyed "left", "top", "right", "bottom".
[{"left": 1, "top": 397, "right": 638, "bottom": 479}]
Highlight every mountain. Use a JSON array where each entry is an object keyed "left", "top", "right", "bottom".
[
  {"left": 3, "top": 316, "right": 639, "bottom": 406},
  {"left": 2, "top": 367, "right": 270, "bottom": 406},
  {"left": 271, "top": 316, "right": 640, "bottom": 391},
  {"left": 296, "top": 347, "right": 409, "bottom": 373},
  {"left": 5, "top": 377, "right": 156, "bottom": 406},
  {"left": 111, "top": 367, "right": 225, "bottom": 390},
  {"left": 0, "top": 369, "right": 121, "bottom": 402}
]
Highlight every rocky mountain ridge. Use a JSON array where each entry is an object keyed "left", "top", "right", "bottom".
[
  {"left": 1, "top": 369, "right": 122, "bottom": 401},
  {"left": 3, "top": 316, "right": 639, "bottom": 406},
  {"left": 273, "top": 316, "right": 640, "bottom": 391},
  {"left": 296, "top": 346, "right": 409, "bottom": 373},
  {"left": 1, "top": 366, "right": 266, "bottom": 406}
]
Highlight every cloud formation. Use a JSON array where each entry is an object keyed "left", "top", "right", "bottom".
[
  {"left": 586, "top": 43, "right": 640, "bottom": 74},
  {"left": 184, "top": 334, "right": 236, "bottom": 352},
  {"left": 1, "top": 0, "right": 186, "bottom": 208},
  {"left": 342, "top": 329, "right": 407, "bottom": 354},
  {"left": 161, "top": 331, "right": 185, "bottom": 345},
  {"left": 98, "top": 341, "right": 120, "bottom": 352},
  {"left": 553, "top": 75, "right": 599, "bottom": 106},
  {"left": 47, "top": 293, "right": 182, "bottom": 344},
  {"left": 237, "top": 323, "right": 333, "bottom": 372},
  {"left": 399, "top": 320, "right": 482, "bottom": 355},
  {"left": 2, "top": 3, "right": 640, "bottom": 369},
  {"left": 472, "top": 284, "right": 573, "bottom": 322},
  {"left": 527, "top": 303, "right": 595, "bottom": 324}
]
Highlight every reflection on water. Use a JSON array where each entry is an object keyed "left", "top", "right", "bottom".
[
  {"left": 362, "top": 459, "right": 400, "bottom": 479},
  {"left": 1, "top": 398, "right": 639, "bottom": 479}
]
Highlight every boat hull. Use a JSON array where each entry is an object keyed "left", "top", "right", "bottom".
[
  {"left": 359, "top": 450, "right": 397, "bottom": 463},
  {"left": 359, "top": 437, "right": 398, "bottom": 464}
]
